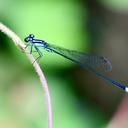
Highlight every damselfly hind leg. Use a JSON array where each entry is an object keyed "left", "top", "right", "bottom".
[{"left": 32, "top": 46, "right": 43, "bottom": 64}]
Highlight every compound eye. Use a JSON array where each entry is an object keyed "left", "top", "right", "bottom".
[
  {"left": 29, "top": 34, "right": 34, "bottom": 38},
  {"left": 24, "top": 37, "right": 29, "bottom": 42}
]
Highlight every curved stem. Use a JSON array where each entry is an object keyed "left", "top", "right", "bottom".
[{"left": 0, "top": 22, "right": 52, "bottom": 128}]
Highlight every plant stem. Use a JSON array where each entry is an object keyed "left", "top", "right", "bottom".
[{"left": 0, "top": 22, "right": 52, "bottom": 128}]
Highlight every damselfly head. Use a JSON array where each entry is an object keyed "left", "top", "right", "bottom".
[{"left": 24, "top": 34, "right": 34, "bottom": 43}]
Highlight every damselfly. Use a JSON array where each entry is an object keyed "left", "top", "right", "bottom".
[{"left": 24, "top": 34, "right": 128, "bottom": 93}]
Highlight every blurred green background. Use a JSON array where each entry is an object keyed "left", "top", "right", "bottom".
[{"left": 1, "top": 0, "right": 128, "bottom": 128}]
